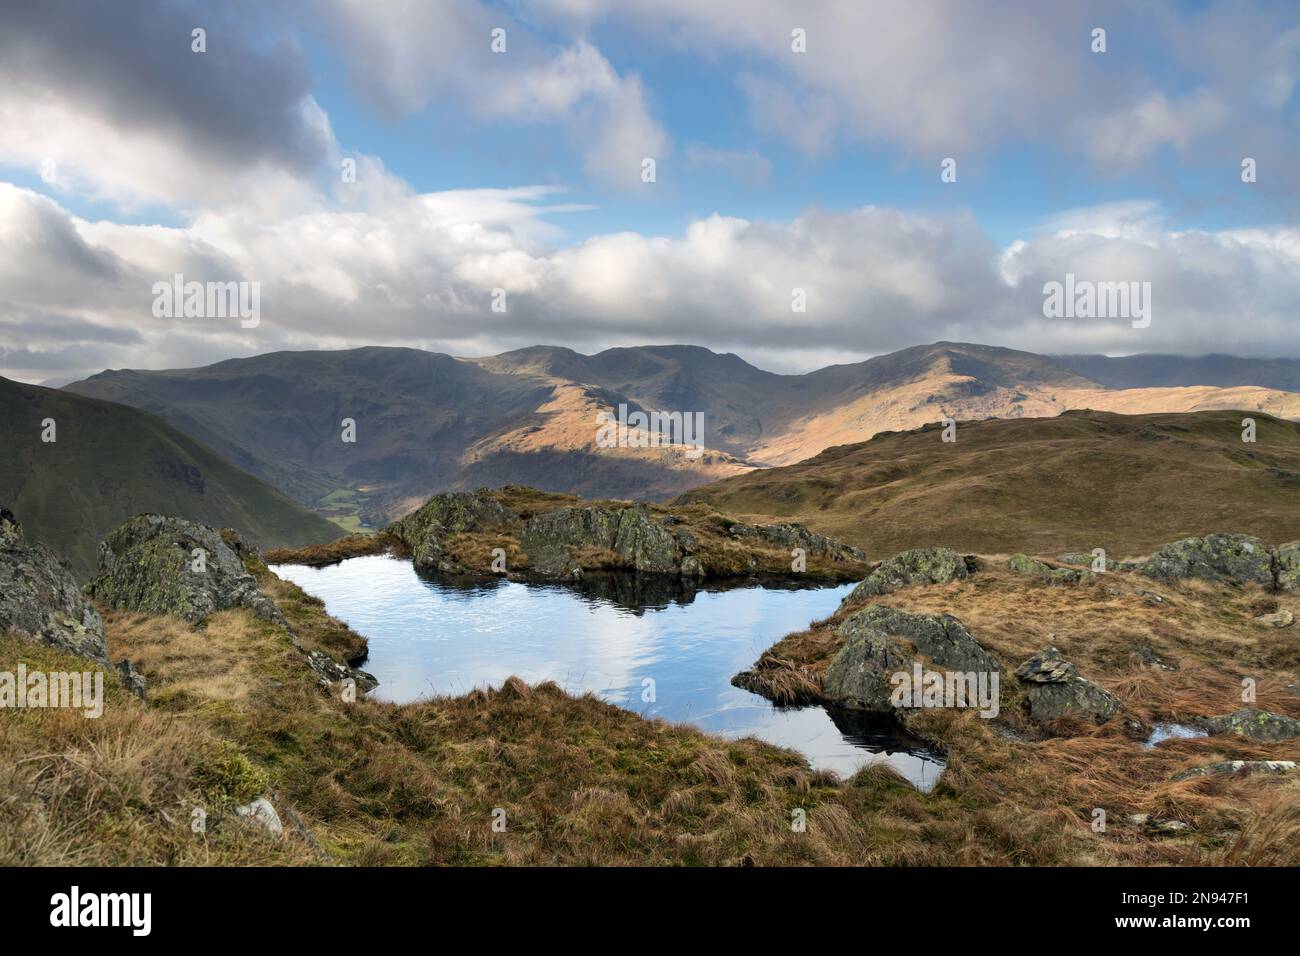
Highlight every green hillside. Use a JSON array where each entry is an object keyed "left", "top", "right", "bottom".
[
  {"left": 677, "top": 408, "right": 1300, "bottom": 558},
  {"left": 0, "top": 376, "right": 342, "bottom": 578}
]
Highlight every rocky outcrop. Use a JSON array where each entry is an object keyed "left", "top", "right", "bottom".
[
  {"left": 1015, "top": 647, "right": 1119, "bottom": 723},
  {"left": 1007, "top": 554, "right": 1090, "bottom": 584},
  {"left": 843, "top": 547, "right": 969, "bottom": 604},
  {"left": 728, "top": 522, "right": 867, "bottom": 565},
  {"left": 0, "top": 507, "right": 109, "bottom": 665},
  {"left": 520, "top": 504, "right": 683, "bottom": 576},
  {"left": 89, "top": 514, "right": 375, "bottom": 695},
  {"left": 1138, "top": 533, "right": 1274, "bottom": 588},
  {"left": 822, "top": 605, "right": 1000, "bottom": 713},
  {"left": 1172, "top": 760, "right": 1298, "bottom": 782},
  {"left": 1195, "top": 708, "right": 1300, "bottom": 742},
  {"left": 88, "top": 515, "right": 286, "bottom": 626},
  {"left": 388, "top": 491, "right": 518, "bottom": 572}
]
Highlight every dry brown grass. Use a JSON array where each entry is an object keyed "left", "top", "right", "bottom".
[
  {"left": 266, "top": 530, "right": 396, "bottom": 568},
  {"left": 6, "top": 544, "right": 1298, "bottom": 866},
  {"left": 0, "top": 635, "right": 321, "bottom": 866}
]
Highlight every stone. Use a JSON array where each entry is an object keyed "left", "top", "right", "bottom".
[
  {"left": 1253, "top": 610, "right": 1294, "bottom": 628},
  {"left": 843, "top": 547, "right": 969, "bottom": 604},
  {"left": 115, "top": 659, "right": 147, "bottom": 699},
  {"left": 87, "top": 515, "right": 286, "bottom": 627},
  {"left": 1139, "top": 533, "right": 1273, "bottom": 587},
  {"left": 1196, "top": 708, "right": 1300, "bottom": 742},
  {"left": 0, "top": 507, "right": 108, "bottom": 665},
  {"left": 1275, "top": 542, "right": 1300, "bottom": 592},
  {"left": 233, "top": 796, "right": 283, "bottom": 837},
  {"left": 729, "top": 522, "right": 867, "bottom": 565},
  {"left": 1172, "top": 760, "right": 1298, "bottom": 782},
  {"left": 1007, "top": 553, "right": 1087, "bottom": 584},
  {"left": 1015, "top": 647, "right": 1119, "bottom": 723},
  {"left": 520, "top": 504, "right": 680, "bottom": 575},
  {"left": 822, "top": 604, "right": 1000, "bottom": 713},
  {"left": 388, "top": 492, "right": 518, "bottom": 572}
]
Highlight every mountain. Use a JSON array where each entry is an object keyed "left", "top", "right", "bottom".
[
  {"left": 1054, "top": 353, "right": 1300, "bottom": 391},
  {"left": 67, "top": 347, "right": 752, "bottom": 525},
  {"left": 677, "top": 409, "right": 1300, "bottom": 558},
  {"left": 0, "top": 376, "right": 342, "bottom": 578},
  {"left": 65, "top": 342, "right": 1300, "bottom": 525}
]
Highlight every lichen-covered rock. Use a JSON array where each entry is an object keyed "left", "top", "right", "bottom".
[
  {"left": 0, "top": 507, "right": 108, "bottom": 665},
  {"left": 520, "top": 504, "right": 681, "bottom": 575},
  {"left": 1138, "top": 533, "right": 1273, "bottom": 587},
  {"left": 843, "top": 548, "right": 968, "bottom": 605},
  {"left": 1196, "top": 708, "right": 1300, "bottom": 742},
  {"left": 1253, "top": 610, "right": 1294, "bottom": 628},
  {"left": 1275, "top": 542, "right": 1300, "bottom": 592},
  {"left": 729, "top": 522, "right": 867, "bottom": 565},
  {"left": 1172, "top": 760, "right": 1298, "bottom": 782},
  {"left": 87, "top": 514, "right": 285, "bottom": 626},
  {"left": 388, "top": 491, "right": 518, "bottom": 572},
  {"left": 1015, "top": 647, "right": 1119, "bottom": 723},
  {"left": 1008, "top": 554, "right": 1088, "bottom": 584},
  {"left": 822, "top": 605, "right": 1000, "bottom": 712}
]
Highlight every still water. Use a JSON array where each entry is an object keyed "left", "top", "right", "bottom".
[{"left": 273, "top": 554, "right": 945, "bottom": 789}]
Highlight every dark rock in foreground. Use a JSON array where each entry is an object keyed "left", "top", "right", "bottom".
[
  {"left": 0, "top": 507, "right": 108, "bottom": 665},
  {"left": 1015, "top": 646, "right": 1119, "bottom": 723},
  {"left": 822, "top": 605, "right": 1000, "bottom": 713},
  {"left": 88, "top": 515, "right": 286, "bottom": 626},
  {"left": 89, "top": 513, "right": 374, "bottom": 694}
]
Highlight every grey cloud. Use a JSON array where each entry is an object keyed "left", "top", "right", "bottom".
[{"left": 0, "top": 0, "right": 326, "bottom": 175}]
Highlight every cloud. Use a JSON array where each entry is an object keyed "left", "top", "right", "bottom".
[
  {"left": 324, "top": 3, "right": 669, "bottom": 188},
  {"left": 0, "top": 0, "right": 333, "bottom": 211},
  {"left": 540, "top": 0, "right": 1299, "bottom": 172},
  {"left": 5, "top": 179, "right": 1300, "bottom": 381}
]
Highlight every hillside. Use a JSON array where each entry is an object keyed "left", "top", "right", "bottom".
[
  {"left": 66, "top": 342, "right": 1300, "bottom": 526},
  {"left": 677, "top": 409, "right": 1300, "bottom": 558},
  {"left": 0, "top": 376, "right": 341, "bottom": 578},
  {"left": 68, "top": 347, "right": 751, "bottom": 525}
]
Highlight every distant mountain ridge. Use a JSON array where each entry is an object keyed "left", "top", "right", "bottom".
[
  {"left": 65, "top": 341, "right": 1300, "bottom": 526},
  {"left": 1054, "top": 353, "right": 1300, "bottom": 391},
  {"left": 0, "top": 376, "right": 341, "bottom": 578}
]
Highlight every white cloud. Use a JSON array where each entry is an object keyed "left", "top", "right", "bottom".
[
  {"left": 325, "top": 3, "right": 669, "bottom": 188},
  {"left": 5, "top": 179, "right": 1300, "bottom": 382}
]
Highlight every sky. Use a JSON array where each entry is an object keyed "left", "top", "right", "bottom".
[{"left": 1, "top": 0, "right": 1298, "bottom": 383}]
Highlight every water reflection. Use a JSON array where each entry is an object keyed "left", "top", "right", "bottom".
[{"left": 273, "top": 554, "right": 946, "bottom": 788}]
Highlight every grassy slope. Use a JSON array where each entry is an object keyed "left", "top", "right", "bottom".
[
  {"left": 4, "top": 545, "right": 1298, "bottom": 866},
  {"left": 678, "top": 409, "right": 1300, "bottom": 558},
  {"left": 0, "top": 376, "right": 341, "bottom": 578}
]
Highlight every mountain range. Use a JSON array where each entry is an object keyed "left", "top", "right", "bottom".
[{"left": 63, "top": 342, "right": 1300, "bottom": 531}]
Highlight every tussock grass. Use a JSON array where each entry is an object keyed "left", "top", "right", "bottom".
[{"left": 5, "top": 548, "right": 1297, "bottom": 866}]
